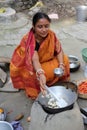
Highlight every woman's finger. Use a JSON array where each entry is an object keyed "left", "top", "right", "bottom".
[{"left": 40, "top": 86, "right": 47, "bottom": 95}]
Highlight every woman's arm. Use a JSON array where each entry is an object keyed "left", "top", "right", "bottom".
[
  {"left": 54, "top": 35, "right": 65, "bottom": 71},
  {"left": 32, "top": 51, "right": 46, "bottom": 95},
  {"left": 32, "top": 51, "right": 42, "bottom": 71},
  {"left": 57, "top": 49, "right": 64, "bottom": 64}
]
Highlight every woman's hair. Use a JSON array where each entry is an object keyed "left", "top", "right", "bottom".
[{"left": 32, "top": 12, "right": 51, "bottom": 26}]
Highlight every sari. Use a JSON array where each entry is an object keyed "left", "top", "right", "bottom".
[{"left": 10, "top": 28, "right": 70, "bottom": 99}]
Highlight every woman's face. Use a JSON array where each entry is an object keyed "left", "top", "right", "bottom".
[{"left": 33, "top": 18, "right": 50, "bottom": 39}]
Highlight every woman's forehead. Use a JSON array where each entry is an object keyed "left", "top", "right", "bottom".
[{"left": 36, "top": 18, "right": 50, "bottom": 25}]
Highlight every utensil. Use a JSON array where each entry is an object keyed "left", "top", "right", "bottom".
[
  {"left": 0, "top": 121, "right": 13, "bottom": 130},
  {"left": 77, "top": 79, "right": 87, "bottom": 99},
  {"left": 0, "top": 108, "right": 6, "bottom": 121},
  {"left": 37, "top": 81, "right": 78, "bottom": 114},
  {"left": 80, "top": 107, "right": 87, "bottom": 125},
  {"left": 81, "top": 48, "right": 87, "bottom": 63},
  {"left": 45, "top": 85, "right": 68, "bottom": 108},
  {"left": 54, "top": 68, "right": 64, "bottom": 77},
  {"left": 68, "top": 55, "right": 80, "bottom": 72}
]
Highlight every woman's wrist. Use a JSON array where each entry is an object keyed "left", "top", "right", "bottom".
[
  {"left": 36, "top": 68, "right": 45, "bottom": 80},
  {"left": 59, "top": 62, "right": 65, "bottom": 67},
  {"left": 36, "top": 68, "right": 45, "bottom": 76}
]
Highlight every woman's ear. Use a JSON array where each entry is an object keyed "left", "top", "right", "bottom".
[
  {"left": 32, "top": 25, "right": 35, "bottom": 32},
  {"left": 32, "top": 25, "right": 34, "bottom": 29}
]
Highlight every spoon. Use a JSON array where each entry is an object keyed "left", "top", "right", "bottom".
[{"left": 45, "top": 85, "right": 68, "bottom": 108}]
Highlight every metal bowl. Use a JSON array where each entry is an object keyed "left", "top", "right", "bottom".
[
  {"left": 54, "top": 68, "right": 64, "bottom": 77},
  {"left": 0, "top": 121, "right": 13, "bottom": 130},
  {"left": 68, "top": 55, "right": 80, "bottom": 72}
]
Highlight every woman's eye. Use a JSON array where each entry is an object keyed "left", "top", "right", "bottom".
[
  {"left": 37, "top": 24, "right": 49, "bottom": 29},
  {"left": 45, "top": 24, "right": 49, "bottom": 28},
  {"left": 38, "top": 25, "right": 42, "bottom": 29}
]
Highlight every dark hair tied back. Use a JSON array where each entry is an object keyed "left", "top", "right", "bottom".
[{"left": 32, "top": 12, "right": 51, "bottom": 26}]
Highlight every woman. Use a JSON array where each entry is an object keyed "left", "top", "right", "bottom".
[{"left": 10, "top": 12, "right": 70, "bottom": 99}]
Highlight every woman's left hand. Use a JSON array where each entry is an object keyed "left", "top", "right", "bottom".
[{"left": 59, "top": 63, "right": 65, "bottom": 74}]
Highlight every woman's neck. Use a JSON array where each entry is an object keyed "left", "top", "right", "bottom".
[{"left": 35, "top": 34, "right": 44, "bottom": 44}]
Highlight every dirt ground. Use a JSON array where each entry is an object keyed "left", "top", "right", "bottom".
[{"left": 0, "top": 0, "right": 87, "bottom": 130}]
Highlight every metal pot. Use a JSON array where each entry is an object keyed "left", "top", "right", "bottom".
[
  {"left": 68, "top": 55, "right": 80, "bottom": 72},
  {"left": 37, "top": 81, "right": 78, "bottom": 114}
]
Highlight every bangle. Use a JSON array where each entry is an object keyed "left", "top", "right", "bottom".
[
  {"left": 36, "top": 69, "right": 44, "bottom": 75},
  {"left": 59, "top": 63, "right": 65, "bottom": 67},
  {"left": 36, "top": 69, "right": 45, "bottom": 80}
]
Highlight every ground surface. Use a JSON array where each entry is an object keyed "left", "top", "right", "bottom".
[{"left": 0, "top": 1, "right": 87, "bottom": 130}]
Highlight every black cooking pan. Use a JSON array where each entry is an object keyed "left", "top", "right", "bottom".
[{"left": 37, "top": 81, "right": 78, "bottom": 114}]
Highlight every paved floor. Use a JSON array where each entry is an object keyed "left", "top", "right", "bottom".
[{"left": 0, "top": 14, "right": 87, "bottom": 130}]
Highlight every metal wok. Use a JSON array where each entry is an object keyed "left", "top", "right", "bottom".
[{"left": 37, "top": 81, "right": 78, "bottom": 114}]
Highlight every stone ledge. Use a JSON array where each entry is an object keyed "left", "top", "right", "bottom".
[{"left": 0, "top": 57, "right": 11, "bottom": 63}]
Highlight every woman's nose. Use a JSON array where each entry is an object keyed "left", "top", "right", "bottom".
[{"left": 42, "top": 26, "right": 46, "bottom": 32}]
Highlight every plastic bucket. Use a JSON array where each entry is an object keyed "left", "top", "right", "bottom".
[
  {"left": 76, "top": 5, "right": 87, "bottom": 22},
  {"left": 0, "top": 121, "right": 13, "bottom": 130}
]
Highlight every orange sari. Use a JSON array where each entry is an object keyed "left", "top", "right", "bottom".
[{"left": 10, "top": 28, "right": 70, "bottom": 99}]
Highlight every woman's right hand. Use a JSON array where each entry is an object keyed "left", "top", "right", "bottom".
[{"left": 39, "top": 73, "right": 47, "bottom": 95}]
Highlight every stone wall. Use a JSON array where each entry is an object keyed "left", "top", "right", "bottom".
[
  {"left": 0, "top": 0, "right": 15, "bottom": 8},
  {"left": 41, "top": 0, "right": 87, "bottom": 18},
  {"left": 7, "top": 0, "right": 87, "bottom": 18},
  {"left": 12, "top": 0, "right": 37, "bottom": 12}
]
